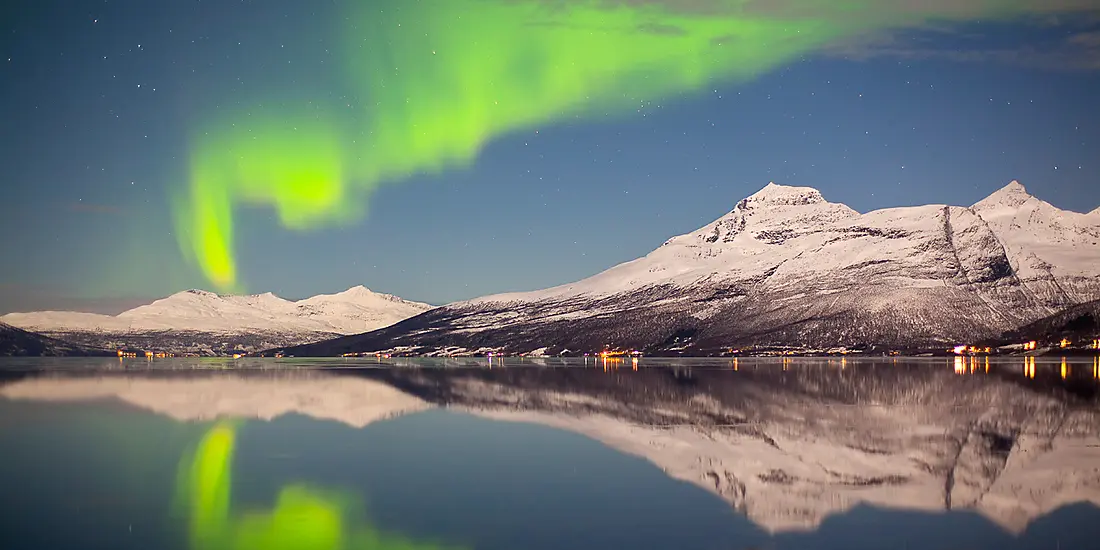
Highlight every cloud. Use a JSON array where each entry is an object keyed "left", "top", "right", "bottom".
[
  {"left": 744, "top": 0, "right": 1100, "bottom": 18},
  {"left": 825, "top": 28, "right": 1100, "bottom": 71},
  {"left": 1069, "top": 30, "right": 1100, "bottom": 48},
  {"left": 549, "top": 0, "right": 1100, "bottom": 19}
]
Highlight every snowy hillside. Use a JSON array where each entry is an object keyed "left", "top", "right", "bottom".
[
  {"left": 1, "top": 286, "right": 433, "bottom": 354},
  {"left": 972, "top": 181, "right": 1100, "bottom": 307},
  {"left": 469, "top": 181, "right": 1096, "bottom": 307},
  {"left": 278, "top": 181, "right": 1100, "bottom": 356},
  {"left": 2, "top": 286, "right": 431, "bottom": 335},
  {"left": 293, "top": 286, "right": 436, "bottom": 333}
]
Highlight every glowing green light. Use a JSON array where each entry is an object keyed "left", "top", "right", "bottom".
[
  {"left": 172, "top": 0, "right": 1048, "bottom": 289},
  {"left": 179, "top": 422, "right": 464, "bottom": 550},
  {"left": 174, "top": 0, "right": 851, "bottom": 289}
]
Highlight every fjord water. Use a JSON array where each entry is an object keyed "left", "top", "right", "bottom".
[{"left": 2, "top": 357, "right": 1099, "bottom": 550}]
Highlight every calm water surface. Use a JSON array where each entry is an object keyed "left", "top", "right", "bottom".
[{"left": 2, "top": 356, "right": 1099, "bottom": 550}]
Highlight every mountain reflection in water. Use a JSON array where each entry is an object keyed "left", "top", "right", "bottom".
[{"left": 2, "top": 356, "right": 1099, "bottom": 550}]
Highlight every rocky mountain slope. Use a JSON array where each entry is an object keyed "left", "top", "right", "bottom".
[
  {"left": 1, "top": 286, "right": 432, "bottom": 355},
  {"left": 277, "top": 181, "right": 1100, "bottom": 356},
  {"left": 0, "top": 322, "right": 112, "bottom": 357}
]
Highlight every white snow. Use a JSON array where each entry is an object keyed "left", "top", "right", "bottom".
[
  {"left": 7, "top": 180, "right": 1094, "bottom": 348},
  {"left": 972, "top": 180, "right": 1100, "bottom": 281},
  {"left": 0, "top": 285, "right": 433, "bottom": 336},
  {"left": 463, "top": 180, "right": 1100, "bottom": 308}
]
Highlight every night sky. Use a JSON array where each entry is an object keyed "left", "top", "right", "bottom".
[{"left": 1, "top": 0, "right": 1098, "bottom": 313}]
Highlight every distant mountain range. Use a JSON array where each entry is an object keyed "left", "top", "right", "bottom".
[
  {"left": 274, "top": 181, "right": 1100, "bottom": 356},
  {"left": 0, "top": 286, "right": 432, "bottom": 355},
  {"left": 5, "top": 180, "right": 1097, "bottom": 357}
]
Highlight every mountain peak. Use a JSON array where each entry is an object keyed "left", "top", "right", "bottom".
[
  {"left": 744, "top": 182, "right": 827, "bottom": 207},
  {"left": 181, "top": 289, "right": 219, "bottom": 299},
  {"left": 342, "top": 285, "right": 373, "bottom": 295},
  {"left": 311, "top": 285, "right": 380, "bottom": 301},
  {"left": 974, "top": 180, "right": 1034, "bottom": 210}
]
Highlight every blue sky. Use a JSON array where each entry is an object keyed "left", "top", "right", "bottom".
[{"left": 0, "top": 0, "right": 1097, "bottom": 312}]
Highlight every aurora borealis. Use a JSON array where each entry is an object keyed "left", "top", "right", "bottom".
[
  {"left": 175, "top": 0, "right": 849, "bottom": 290},
  {"left": 181, "top": 422, "right": 463, "bottom": 550},
  {"left": 172, "top": 0, "right": 1096, "bottom": 291},
  {"left": 1, "top": 0, "right": 1099, "bottom": 308}
]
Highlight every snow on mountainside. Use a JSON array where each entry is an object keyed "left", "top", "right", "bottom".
[
  {"left": 1, "top": 286, "right": 433, "bottom": 354},
  {"left": 278, "top": 181, "right": 1100, "bottom": 356},
  {"left": 468, "top": 183, "right": 863, "bottom": 302},
  {"left": 972, "top": 181, "right": 1100, "bottom": 307},
  {"left": 294, "top": 286, "right": 435, "bottom": 333},
  {"left": 472, "top": 181, "right": 1095, "bottom": 307},
  {"left": 2, "top": 286, "right": 431, "bottom": 335}
]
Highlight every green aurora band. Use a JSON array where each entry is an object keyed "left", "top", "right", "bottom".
[
  {"left": 171, "top": 0, "right": 1055, "bottom": 290},
  {"left": 179, "top": 422, "right": 465, "bottom": 550}
]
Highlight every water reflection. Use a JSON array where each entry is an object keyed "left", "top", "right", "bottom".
[
  {"left": 3, "top": 357, "right": 1100, "bottom": 549},
  {"left": 182, "top": 422, "right": 461, "bottom": 550},
  {"left": 361, "top": 358, "right": 1100, "bottom": 534}
]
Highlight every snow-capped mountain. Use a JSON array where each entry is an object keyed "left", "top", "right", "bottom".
[
  {"left": 278, "top": 181, "right": 1100, "bottom": 356},
  {"left": 972, "top": 181, "right": 1100, "bottom": 307},
  {"left": 0, "top": 286, "right": 433, "bottom": 354},
  {"left": 293, "top": 285, "right": 435, "bottom": 333}
]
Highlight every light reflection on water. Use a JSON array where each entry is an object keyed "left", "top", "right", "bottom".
[
  {"left": 1, "top": 357, "right": 1099, "bottom": 550},
  {"left": 181, "top": 422, "right": 463, "bottom": 550},
  {"left": 2, "top": 354, "right": 1100, "bottom": 374}
]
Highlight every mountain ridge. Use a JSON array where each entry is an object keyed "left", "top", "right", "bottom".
[
  {"left": 0, "top": 286, "right": 434, "bottom": 354},
  {"left": 2, "top": 285, "right": 432, "bottom": 334},
  {"left": 275, "top": 180, "right": 1100, "bottom": 356}
]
